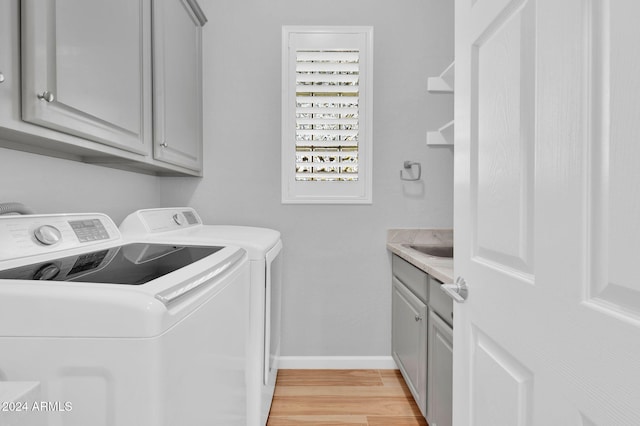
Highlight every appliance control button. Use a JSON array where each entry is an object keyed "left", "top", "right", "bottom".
[
  {"left": 173, "top": 213, "right": 184, "bottom": 226},
  {"left": 33, "top": 263, "right": 60, "bottom": 280},
  {"left": 34, "top": 225, "right": 62, "bottom": 246}
]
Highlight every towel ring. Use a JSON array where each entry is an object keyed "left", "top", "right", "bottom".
[{"left": 400, "top": 161, "right": 421, "bottom": 181}]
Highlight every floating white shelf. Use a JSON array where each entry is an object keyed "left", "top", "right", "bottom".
[
  {"left": 427, "top": 61, "right": 455, "bottom": 145},
  {"left": 427, "top": 120, "right": 454, "bottom": 145},
  {"left": 427, "top": 61, "right": 455, "bottom": 93}
]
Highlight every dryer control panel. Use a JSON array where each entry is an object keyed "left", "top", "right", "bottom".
[
  {"left": 119, "top": 207, "right": 203, "bottom": 236},
  {"left": 0, "top": 213, "right": 121, "bottom": 262}
]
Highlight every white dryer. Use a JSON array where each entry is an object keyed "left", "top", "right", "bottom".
[
  {"left": 120, "top": 207, "right": 282, "bottom": 426},
  {"left": 0, "top": 212, "right": 250, "bottom": 426}
]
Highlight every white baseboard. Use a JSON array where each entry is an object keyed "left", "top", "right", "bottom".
[{"left": 278, "top": 356, "right": 398, "bottom": 370}]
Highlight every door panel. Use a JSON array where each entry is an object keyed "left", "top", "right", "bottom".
[
  {"left": 454, "top": 0, "right": 640, "bottom": 424},
  {"left": 588, "top": 0, "right": 640, "bottom": 319},
  {"left": 472, "top": 328, "right": 532, "bottom": 426},
  {"left": 55, "top": 0, "right": 141, "bottom": 133},
  {"left": 472, "top": 0, "right": 535, "bottom": 278}
]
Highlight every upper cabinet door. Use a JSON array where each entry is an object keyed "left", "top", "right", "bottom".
[
  {"left": 21, "top": 0, "right": 151, "bottom": 155},
  {"left": 152, "top": 0, "right": 206, "bottom": 172}
]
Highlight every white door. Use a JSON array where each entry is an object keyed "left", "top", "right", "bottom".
[{"left": 453, "top": 0, "right": 640, "bottom": 425}]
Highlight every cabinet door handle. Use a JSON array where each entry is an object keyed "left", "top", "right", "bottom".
[
  {"left": 414, "top": 315, "right": 423, "bottom": 322},
  {"left": 37, "top": 91, "right": 55, "bottom": 102},
  {"left": 160, "top": 142, "right": 168, "bottom": 148}
]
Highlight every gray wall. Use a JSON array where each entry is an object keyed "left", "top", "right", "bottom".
[
  {"left": 160, "top": 0, "right": 455, "bottom": 357},
  {"left": 0, "top": 146, "right": 161, "bottom": 223}
]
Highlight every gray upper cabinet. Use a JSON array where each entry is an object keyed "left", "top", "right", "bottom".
[
  {"left": 21, "top": 0, "right": 152, "bottom": 155},
  {"left": 151, "top": 0, "right": 206, "bottom": 172},
  {"left": 0, "top": 0, "right": 205, "bottom": 176}
]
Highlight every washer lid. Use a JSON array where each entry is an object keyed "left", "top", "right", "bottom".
[{"left": 0, "top": 243, "right": 223, "bottom": 285}]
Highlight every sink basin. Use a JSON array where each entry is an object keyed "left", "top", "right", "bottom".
[{"left": 403, "top": 244, "right": 454, "bottom": 258}]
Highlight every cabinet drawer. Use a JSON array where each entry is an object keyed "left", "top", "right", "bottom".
[
  {"left": 392, "top": 254, "right": 428, "bottom": 303},
  {"left": 429, "top": 276, "right": 453, "bottom": 327}
]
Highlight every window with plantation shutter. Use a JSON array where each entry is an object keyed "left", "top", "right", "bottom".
[
  {"left": 282, "top": 27, "right": 373, "bottom": 204},
  {"left": 295, "top": 50, "right": 359, "bottom": 182}
]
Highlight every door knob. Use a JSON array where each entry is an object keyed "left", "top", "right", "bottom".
[
  {"left": 37, "top": 91, "right": 55, "bottom": 102},
  {"left": 441, "top": 276, "right": 468, "bottom": 303},
  {"left": 0, "top": 72, "right": 5, "bottom": 83}
]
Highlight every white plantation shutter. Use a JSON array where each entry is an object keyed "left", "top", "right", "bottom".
[
  {"left": 296, "top": 49, "right": 360, "bottom": 182},
  {"left": 282, "top": 27, "right": 373, "bottom": 204}
]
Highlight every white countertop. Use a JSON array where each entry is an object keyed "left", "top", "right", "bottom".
[{"left": 386, "top": 229, "right": 454, "bottom": 283}]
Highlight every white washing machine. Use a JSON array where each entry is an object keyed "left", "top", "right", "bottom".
[
  {"left": 0, "top": 212, "right": 250, "bottom": 426},
  {"left": 119, "top": 207, "right": 282, "bottom": 426}
]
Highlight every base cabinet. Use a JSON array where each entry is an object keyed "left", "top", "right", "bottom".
[
  {"left": 427, "top": 311, "right": 453, "bottom": 426},
  {"left": 391, "top": 254, "right": 453, "bottom": 423},
  {"left": 392, "top": 277, "right": 427, "bottom": 415}
]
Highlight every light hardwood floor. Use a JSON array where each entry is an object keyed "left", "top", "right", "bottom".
[{"left": 267, "top": 369, "right": 428, "bottom": 426}]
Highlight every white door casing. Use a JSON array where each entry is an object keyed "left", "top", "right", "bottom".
[{"left": 454, "top": 0, "right": 640, "bottom": 425}]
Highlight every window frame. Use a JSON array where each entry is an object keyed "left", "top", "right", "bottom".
[{"left": 281, "top": 26, "right": 374, "bottom": 204}]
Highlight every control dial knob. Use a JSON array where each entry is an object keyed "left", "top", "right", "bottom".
[
  {"left": 34, "top": 225, "right": 62, "bottom": 246},
  {"left": 172, "top": 213, "right": 184, "bottom": 226},
  {"left": 33, "top": 263, "right": 60, "bottom": 280}
]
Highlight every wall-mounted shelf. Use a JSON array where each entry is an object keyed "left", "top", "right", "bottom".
[
  {"left": 427, "top": 120, "right": 454, "bottom": 145},
  {"left": 427, "top": 61, "right": 454, "bottom": 146},
  {"left": 427, "top": 61, "right": 454, "bottom": 93}
]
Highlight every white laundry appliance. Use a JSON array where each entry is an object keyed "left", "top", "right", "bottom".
[
  {"left": 119, "top": 207, "right": 282, "bottom": 426},
  {"left": 0, "top": 212, "right": 250, "bottom": 426}
]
